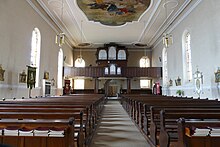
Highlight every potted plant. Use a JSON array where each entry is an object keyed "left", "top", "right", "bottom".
[{"left": 176, "top": 90, "right": 184, "bottom": 96}]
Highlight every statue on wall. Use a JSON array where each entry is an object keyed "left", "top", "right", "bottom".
[
  {"left": 0, "top": 64, "right": 5, "bottom": 81},
  {"left": 175, "top": 77, "right": 181, "bottom": 86},
  {"left": 215, "top": 67, "right": 220, "bottom": 83}
]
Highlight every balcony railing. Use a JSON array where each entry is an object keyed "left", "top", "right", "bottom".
[{"left": 64, "top": 66, "right": 162, "bottom": 78}]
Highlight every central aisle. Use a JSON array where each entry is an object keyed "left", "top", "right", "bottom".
[{"left": 89, "top": 100, "right": 151, "bottom": 147}]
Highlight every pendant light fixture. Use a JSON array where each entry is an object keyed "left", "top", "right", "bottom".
[
  {"left": 78, "top": 20, "right": 91, "bottom": 47},
  {"left": 162, "top": 0, "right": 173, "bottom": 48},
  {"left": 55, "top": 0, "right": 65, "bottom": 47}
]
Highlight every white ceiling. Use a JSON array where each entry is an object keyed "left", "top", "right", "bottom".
[{"left": 37, "top": 0, "right": 191, "bottom": 48}]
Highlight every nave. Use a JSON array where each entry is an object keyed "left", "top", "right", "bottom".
[{"left": 90, "top": 100, "right": 151, "bottom": 147}]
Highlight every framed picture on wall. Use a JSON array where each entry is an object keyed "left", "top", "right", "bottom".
[
  {"left": 44, "top": 71, "right": 49, "bottom": 80},
  {"left": 19, "top": 70, "right": 27, "bottom": 83}
]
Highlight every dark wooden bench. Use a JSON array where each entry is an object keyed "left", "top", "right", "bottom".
[
  {"left": 148, "top": 106, "right": 220, "bottom": 146},
  {"left": 120, "top": 94, "right": 220, "bottom": 147},
  {"left": 158, "top": 110, "right": 220, "bottom": 147},
  {"left": 177, "top": 118, "right": 220, "bottom": 147},
  {"left": 0, "top": 94, "right": 106, "bottom": 147},
  {"left": 0, "top": 117, "right": 75, "bottom": 147},
  {"left": 0, "top": 111, "right": 83, "bottom": 146}
]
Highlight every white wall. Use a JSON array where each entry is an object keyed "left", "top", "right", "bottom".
[
  {"left": 152, "top": 0, "right": 220, "bottom": 99},
  {"left": 0, "top": 0, "right": 73, "bottom": 99}
]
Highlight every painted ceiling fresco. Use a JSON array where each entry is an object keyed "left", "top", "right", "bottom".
[{"left": 77, "top": 0, "right": 151, "bottom": 26}]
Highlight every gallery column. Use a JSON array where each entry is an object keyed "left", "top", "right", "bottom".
[
  {"left": 94, "top": 78, "right": 99, "bottom": 94},
  {"left": 127, "top": 78, "right": 131, "bottom": 94}
]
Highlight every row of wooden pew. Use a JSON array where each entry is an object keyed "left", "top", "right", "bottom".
[
  {"left": 120, "top": 94, "right": 220, "bottom": 147},
  {"left": 0, "top": 94, "right": 106, "bottom": 147}
]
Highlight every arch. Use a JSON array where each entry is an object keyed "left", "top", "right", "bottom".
[
  {"left": 30, "top": 27, "right": 41, "bottom": 87},
  {"left": 139, "top": 56, "right": 150, "bottom": 88},
  {"left": 98, "top": 49, "right": 107, "bottom": 60},
  {"left": 139, "top": 56, "right": 150, "bottom": 67},
  {"left": 182, "top": 30, "right": 192, "bottom": 83},
  {"left": 117, "top": 67, "right": 121, "bottom": 75},
  {"left": 118, "top": 50, "right": 126, "bottom": 60},
  {"left": 104, "top": 67, "right": 109, "bottom": 75},
  {"left": 74, "top": 57, "right": 85, "bottom": 89},
  {"left": 108, "top": 46, "right": 116, "bottom": 60},
  {"left": 75, "top": 57, "right": 85, "bottom": 67},
  {"left": 110, "top": 64, "right": 116, "bottom": 75},
  {"left": 162, "top": 47, "right": 168, "bottom": 86}
]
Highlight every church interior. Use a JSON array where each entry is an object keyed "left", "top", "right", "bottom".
[{"left": 0, "top": 0, "right": 220, "bottom": 147}]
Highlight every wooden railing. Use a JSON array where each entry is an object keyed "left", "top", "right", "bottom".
[{"left": 64, "top": 66, "right": 162, "bottom": 78}]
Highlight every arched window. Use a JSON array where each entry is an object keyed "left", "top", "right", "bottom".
[
  {"left": 74, "top": 57, "right": 85, "bottom": 67},
  {"left": 98, "top": 50, "right": 107, "bottom": 60},
  {"left": 117, "top": 67, "right": 121, "bottom": 75},
  {"left": 139, "top": 56, "right": 150, "bottom": 67},
  {"left": 139, "top": 56, "right": 150, "bottom": 88},
  {"left": 108, "top": 46, "right": 116, "bottom": 60},
  {"left": 182, "top": 31, "right": 192, "bottom": 83},
  {"left": 57, "top": 49, "right": 63, "bottom": 89},
  {"left": 162, "top": 48, "right": 168, "bottom": 86},
  {"left": 110, "top": 64, "right": 116, "bottom": 75},
  {"left": 118, "top": 50, "right": 126, "bottom": 60},
  {"left": 74, "top": 57, "right": 85, "bottom": 89},
  {"left": 30, "top": 28, "right": 41, "bottom": 87},
  {"left": 104, "top": 67, "right": 109, "bottom": 75}
]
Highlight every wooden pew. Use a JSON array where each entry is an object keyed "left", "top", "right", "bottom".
[
  {"left": 0, "top": 111, "right": 83, "bottom": 147},
  {"left": 0, "top": 94, "right": 106, "bottom": 147},
  {"left": 0, "top": 117, "right": 75, "bottom": 147},
  {"left": 159, "top": 110, "right": 220, "bottom": 147},
  {"left": 0, "top": 104, "right": 91, "bottom": 143},
  {"left": 177, "top": 118, "right": 220, "bottom": 147},
  {"left": 149, "top": 106, "right": 220, "bottom": 145},
  {"left": 120, "top": 94, "right": 220, "bottom": 147}
]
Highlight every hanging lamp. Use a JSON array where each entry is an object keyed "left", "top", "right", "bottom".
[
  {"left": 55, "top": 0, "right": 65, "bottom": 47},
  {"left": 162, "top": 0, "right": 173, "bottom": 48}
]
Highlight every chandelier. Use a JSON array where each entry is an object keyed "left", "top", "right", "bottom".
[
  {"left": 55, "top": 33, "right": 65, "bottom": 47},
  {"left": 55, "top": 0, "right": 65, "bottom": 47},
  {"left": 162, "top": 0, "right": 173, "bottom": 48},
  {"left": 78, "top": 20, "right": 91, "bottom": 47},
  {"left": 163, "top": 33, "right": 173, "bottom": 48}
]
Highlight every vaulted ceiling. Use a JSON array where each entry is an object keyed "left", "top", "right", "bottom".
[{"left": 37, "top": 0, "right": 191, "bottom": 49}]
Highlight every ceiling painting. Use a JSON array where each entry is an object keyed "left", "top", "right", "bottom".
[{"left": 77, "top": 0, "right": 151, "bottom": 26}]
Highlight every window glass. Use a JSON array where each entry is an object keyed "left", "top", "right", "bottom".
[
  {"left": 31, "top": 28, "right": 41, "bottom": 87},
  {"left": 57, "top": 49, "right": 63, "bottom": 88},
  {"left": 139, "top": 56, "right": 150, "bottom": 88},
  {"left": 108, "top": 46, "right": 116, "bottom": 60},
  {"left": 98, "top": 50, "right": 107, "bottom": 60},
  {"left": 118, "top": 50, "right": 126, "bottom": 60},
  {"left": 74, "top": 57, "right": 85, "bottom": 89}
]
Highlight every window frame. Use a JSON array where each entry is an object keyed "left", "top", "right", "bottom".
[
  {"left": 30, "top": 28, "right": 41, "bottom": 87},
  {"left": 182, "top": 30, "right": 192, "bottom": 83}
]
